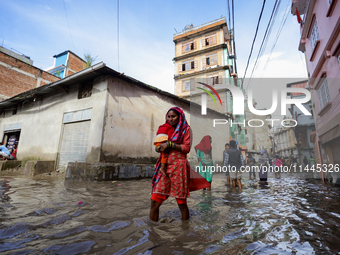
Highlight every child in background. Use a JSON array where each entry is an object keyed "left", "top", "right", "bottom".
[
  {"left": 9, "top": 144, "right": 17, "bottom": 160},
  {"left": 275, "top": 155, "right": 283, "bottom": 178},
  {"left": 154, "top": 123, "right": 175, "bottom": 177}
]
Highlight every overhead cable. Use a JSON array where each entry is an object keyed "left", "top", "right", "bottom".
[
  {"left": 261, "top": 0, "right": 291, "bottom": 76},
  {"left": 246, "top": 0, "right": 282, "bottom": 89},
  {"left": 241, "top": 0, "right": 267, "bottom": 87}
]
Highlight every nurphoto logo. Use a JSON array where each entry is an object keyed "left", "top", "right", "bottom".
[{"left": 197, "top": 82, "right": 312, "bottom": 128}]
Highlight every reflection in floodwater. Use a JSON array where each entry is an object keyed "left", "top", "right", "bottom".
[{"left": 0, "top": 173, "right": 340, "bottom": 254}]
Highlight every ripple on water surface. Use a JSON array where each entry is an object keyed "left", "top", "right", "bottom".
[{"left": 0, "top": 174, "right": 340, "bottom": 254}]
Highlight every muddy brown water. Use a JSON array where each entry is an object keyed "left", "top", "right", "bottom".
[{"left": 1, "top": 172, "right": 340, "bottom": 254}]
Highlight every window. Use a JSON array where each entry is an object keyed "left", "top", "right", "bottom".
[
  {"left": 182, "top": 41, "right": 196, "bottom": 53},
  {"left": 203, "top": 34, "right": 217, "bottom": 47},
  {"left": 203, "top": 53, "right": 218, "bottom": 68},
  {"left": 78, "top": 82, "right": 93, "bottom": 99},
  {"left": 179, "top": 60, "right": 197, "bottom": 72},
  {"left": 182, "top": 80, "right": 191, "bottom": 91},
  {"left": 206, "top": 74, "right": 221, "bottom": 85},
  {"left": 317, "top": 78, "right": 331, "bottom": 109},
  {"left": 310, "top": 20, "right": 319, "bottom": 52}
]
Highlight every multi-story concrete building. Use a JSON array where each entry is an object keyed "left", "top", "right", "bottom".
[
  {"left": 245, "top": 108, "right": 272, "bottom": 159},
  {"left": 292, "top": 0, "right": 340, "bottom": 171},
  {"left": 0, "top": 46, "right": 60, "bottom": 101},
  {"left": 287, "top": 80, "right": 315, "bottom": 164},
  {"left": 173, "top": 17, "right": 236, "bottom": 98},
  {"left": 274, "top": 124, "right": 298, "bottom": 160},
  {"left": 173, "top": 17, "right": 247, "bottom": 153}
]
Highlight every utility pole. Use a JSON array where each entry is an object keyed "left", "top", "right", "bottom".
[{"left": 295, "top": 112, "right": 302, "bottom": 166}]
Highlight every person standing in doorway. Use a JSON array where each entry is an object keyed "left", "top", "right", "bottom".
[
  {"left": 224, "top": 140, "right": 244, "bottom": 189},
  {"left": 8, "top": 144, "right": 17, "bottom": 160}
]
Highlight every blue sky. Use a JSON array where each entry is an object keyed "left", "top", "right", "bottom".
[{"left": 1, "top": 0, "right": 308, "bottom": 96}]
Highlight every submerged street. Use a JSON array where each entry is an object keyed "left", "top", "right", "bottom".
[{"left": 1, "top": 172, "right": 340, "bottom": 254}]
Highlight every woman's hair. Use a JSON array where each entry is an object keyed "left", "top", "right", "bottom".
[{"left": 168, "top": 108, "right": 180, "bottom": 116}]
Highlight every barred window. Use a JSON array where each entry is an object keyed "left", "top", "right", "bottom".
[
  {"left": 310, "top": 20, "right": 319, "bottom": 52},
  {"left": 317, "top": 78, "right": 331, "bottom": 109}
]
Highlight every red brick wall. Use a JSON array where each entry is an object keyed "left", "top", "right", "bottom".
[
  {"left": 0, "top": 52, "right": 60, "bottom": 98},
  {"left": 41, "top": 71, "right": 59, "bottom": 82},
  {"left": 68, "top": 70, "right": 75, "bottom": 76},
  {"left": 67, "top": 52, "right": 86, "bottom": 76},
  {"left": 0, "top": 65, "right": 37, "bottom": 97}
]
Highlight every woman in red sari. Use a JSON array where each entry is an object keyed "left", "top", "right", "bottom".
[{"left": 150, "top": 107, "right": 209, "bottom": 221}]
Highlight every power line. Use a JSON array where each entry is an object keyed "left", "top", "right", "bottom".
[
  {"left": 227, "top": 0, "right": 231, "bottom": 29},
  {"left": 232, "top": 0, "right": 238, "bottom": 77},
  {"left": 117, "top": 0, "right": 120, "bottom": 71},
  {"left": 241, "top": 0, "right": 267, "bottom": 87},
  {"left": 261, "top": 0, "right": 291, "bottom": 76},
  {"left": 246, "top": 0, "right": 282, "bottom": 89},
  {"left": 63, "top": 0, "right": 76, "bottom": 50}
]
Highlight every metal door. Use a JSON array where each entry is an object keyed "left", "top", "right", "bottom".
[{"left": 57, "top": 121, "right": 90, "bottom": 172}]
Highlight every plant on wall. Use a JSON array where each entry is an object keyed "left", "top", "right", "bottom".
[
  {"left": 55, "top": 70, "right": 61, "bottom": 78},
  {"left": 83, "top": 51, "right": 98, "bottom": 68}
]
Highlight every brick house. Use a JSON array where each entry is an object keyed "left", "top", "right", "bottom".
[
  {"left": 0, "top": 48, "right": 87, "bottom": 102},
  {"left": 0, "top": 46, "right": 60, "bottom": 101},
  {"left": 45, "top": 50, "right": 87, "bottom": 78}
]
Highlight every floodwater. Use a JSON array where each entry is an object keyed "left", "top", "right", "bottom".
[{"left": 1, "top": 172, "right": 340, "bottom": 255}]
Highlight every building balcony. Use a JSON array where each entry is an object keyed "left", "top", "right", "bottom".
[
  {"left": 174, "top": 65, "right": 229, "bottom": 80},
  {"left": 173, "top": 43, "right": 227, "bottom": 61}
]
